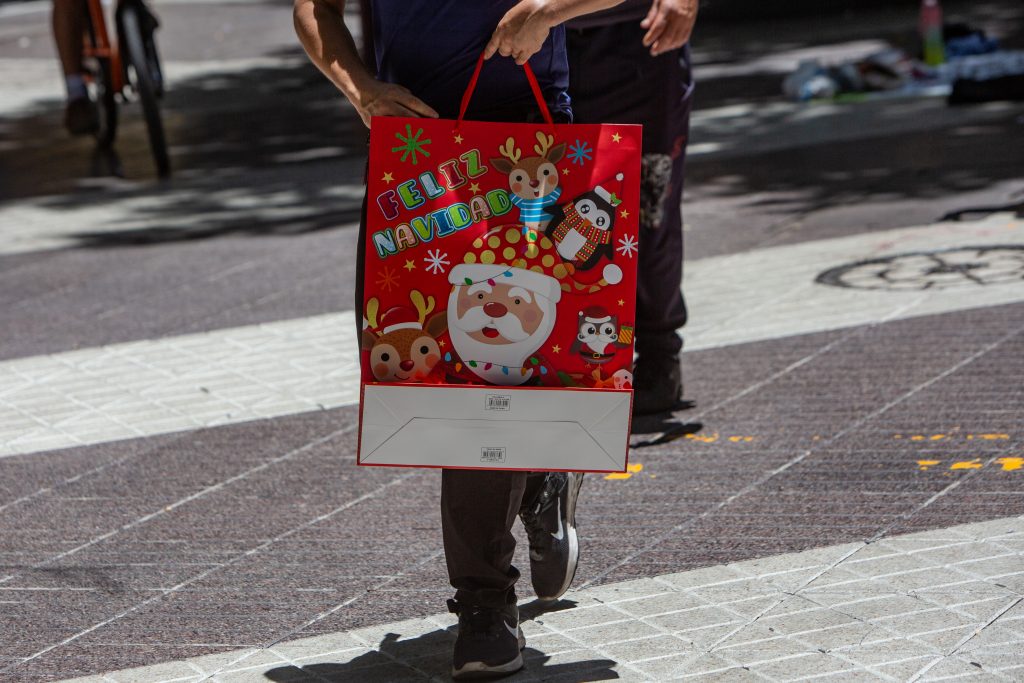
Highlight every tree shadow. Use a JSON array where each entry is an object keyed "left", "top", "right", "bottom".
[
  {"left": 263, "top": 601, "right": 618, "bottom": 682},
  {"left": 0, "top": 45, "right": 367, "bottom": 248}
]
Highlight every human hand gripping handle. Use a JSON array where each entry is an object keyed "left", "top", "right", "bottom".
[
  {"left": 457, "top": 53, "right": 554, "bottom": 130},
  {"left": 484, "top": 0, "right": 555, "bottom": 65}
]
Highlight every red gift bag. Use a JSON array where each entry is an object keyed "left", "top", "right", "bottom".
[{"left": 358, "top": 56, "right": 640, "bottom": 472}]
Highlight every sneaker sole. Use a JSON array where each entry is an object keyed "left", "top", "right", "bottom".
[
  {"left": 451, "top": 652, "right": 524, "bottom": 679},
  {"left": 537, "top": 472, "right": 584, "bottom": 602}
]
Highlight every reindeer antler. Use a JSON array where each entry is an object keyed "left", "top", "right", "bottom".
[
  {"left": 533, "top": 132, "right": 555, "bottom": 157},
  {"left": 410, "top": 290, "right": 435, "bottom": 324},
  {"left": 498, "top": 137, "right": 522, "bottom": 165},
  {"left": 364, "top": 297, "right": 380, "bottom": 330}
]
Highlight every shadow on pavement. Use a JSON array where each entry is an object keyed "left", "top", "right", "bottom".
[{"left": 263, "top": 605, "right": 620, "bottom": 682}]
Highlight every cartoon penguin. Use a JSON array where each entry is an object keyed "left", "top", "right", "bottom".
[{"left": 544, "top": 174, "right": 623, "bottom": 281}]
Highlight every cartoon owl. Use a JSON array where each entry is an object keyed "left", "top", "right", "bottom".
[{"left": 570, "top": 306, "right": 628, "bottom": 364}]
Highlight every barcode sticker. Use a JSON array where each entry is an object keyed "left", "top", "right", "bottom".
[
  {"left": 481, "top": 447, "right": 506, "bottom": 463},
  {"left": 485, "top": 394, "right": 511, "bottom": 411}
]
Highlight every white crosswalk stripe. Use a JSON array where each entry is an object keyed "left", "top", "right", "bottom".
[{"left": 1, "top": 213, "right": 1021, "bottom": 457}]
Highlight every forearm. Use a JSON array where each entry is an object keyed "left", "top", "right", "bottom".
[
  {"left": 535, "top": 0, "right": 627, "bottom": 26},
  {"left": 487, "top": 0, "right": 626, "bottom": 63},
  {"left": 292, "top": 0, "right": 373, "bottom": 108}
]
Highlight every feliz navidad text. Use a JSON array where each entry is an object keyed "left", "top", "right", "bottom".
[{"left": 372, "top": 149, "right": 512, "bottom": 259}]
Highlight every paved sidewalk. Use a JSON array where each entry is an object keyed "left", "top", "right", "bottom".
[{"left": 59, "top": 516, "right": 1024, "bottom": 682}]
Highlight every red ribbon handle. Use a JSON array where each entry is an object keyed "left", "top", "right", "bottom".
[{"left": 456, "top": 53, "right": 555, "bottom": 129}]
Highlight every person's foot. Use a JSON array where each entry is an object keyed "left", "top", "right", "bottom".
[
  {"left": 632, "top": 353, "right": 683, "bottom": 415},
  {"left": 448, "top": 600, "right": 525, "bottom": 680},
  {"left": 64, "top": 96, "right": 98, "bottom": 136},
  {"left": 520, "top": 471, "right": 584, "bottom": 602}
]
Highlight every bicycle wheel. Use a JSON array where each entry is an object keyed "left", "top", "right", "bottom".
[
  {"left": 94, "top": 58, "right": 118, "bottom": 147},
  {"left": 119, "top": 1, "right": 170, "bottom": 177}
]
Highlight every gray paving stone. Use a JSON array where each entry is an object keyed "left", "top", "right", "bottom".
[
  {"left": 919, "top": 656, "right": 998, "bottom": 681},
  {"left": 599, "top": 634, "right": 695, "bottom": 665},
  {"left": 748, "top": 652, "right": 853, "bottom": 680}
]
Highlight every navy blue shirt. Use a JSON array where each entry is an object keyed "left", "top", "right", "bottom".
[{"left": 369, "top": 1, "right": 571, "bottom": 121}]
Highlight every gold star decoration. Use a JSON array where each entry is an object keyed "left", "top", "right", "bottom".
[
  {"left": 439, "top": 339, "right": 446, "bottom": 348},
  {"left": 381, "top": 172, "right": 394, "bottom": 184},
  {"left": 617, "top": 299, "right": 625, "bottom": 307},
  {"left": 551, "top": 344, "right": 561, "bottom": 354},
  {"left": 403, "top": 259, "right": 416, "bottom": 272},
  {"left": 620, "top": 209, "right": 630, "bottom": 219},
  {"left": 469, "top": 182, "right": 481, "bottom": 193},
  {"left": 611, "top": 132, "right": 622, "bottom": 143},
  {"left": 453, "top": 133, "right": 464, "bottom": 144},
  {"left": 561, "top": 167, "right": 570, "bottom": 175}
]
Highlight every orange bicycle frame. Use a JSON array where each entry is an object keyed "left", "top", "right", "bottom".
[{"left": 83, "top": 0, "right": 125, "bottom": 92}]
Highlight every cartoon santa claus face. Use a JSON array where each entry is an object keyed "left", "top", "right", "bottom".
[{"left": 448, "top": 262, "right": 562, "bottom": 386}]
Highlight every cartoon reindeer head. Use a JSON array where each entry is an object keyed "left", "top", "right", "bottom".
[
  {"left": 362, "top": 291, "right": 448, "bottom": 382},
  {"left": 490, "top": 132, "right": 567, "bottom": 203}
]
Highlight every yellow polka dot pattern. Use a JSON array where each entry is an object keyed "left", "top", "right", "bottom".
[{"left": 460, "top": 227, "right": 572, "bottom": 286}]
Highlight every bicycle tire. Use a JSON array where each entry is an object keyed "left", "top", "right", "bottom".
[
  {"left": 119, "top": 2, "right": 170, "bottom": 177},
  {"left": 95, "top": 58, "right": 118, "bottom": 147}
]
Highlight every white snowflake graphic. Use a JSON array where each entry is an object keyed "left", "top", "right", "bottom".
[
  {"left": 424, "top": 249, "right": 450, "bottom": 275},
  {"left": 617, "top": 234, "right": 638, "bottom": 258}
]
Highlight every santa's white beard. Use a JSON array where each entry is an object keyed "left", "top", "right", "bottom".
[{"left": 448, "top": 291, "right": 557, "bottom": 386}]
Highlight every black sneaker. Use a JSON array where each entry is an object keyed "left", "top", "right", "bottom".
[
  {"left": 64, "top": 96, "right": 99, "bottom": 136},
  {"left": 520, "top": 472, "right": 584, "bottom": 602},
  {"left": 448, "top": 600, "right": 525, "bottom": 680},
  {"left": 632, "top": 354, "right": 683, "bottom": 415}
]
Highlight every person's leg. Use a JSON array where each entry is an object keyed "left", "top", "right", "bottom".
[
  {"left": 442, "top": 469, "right": 528, "bottom": 609},
  {"left": 635, "top": 44, "right": 693, "bottom": 361},
  {"left": 568, "top": 23, "right": 693, "bottom": 413},
  {"left": 53, "top": 0, "right": 84, "bottom": 79},
  {"left": 53, "top": 0, "right": 97, "bottom": 134},
  {"left": 442, "top": 469, "right": 530, "bottom": 679}
]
